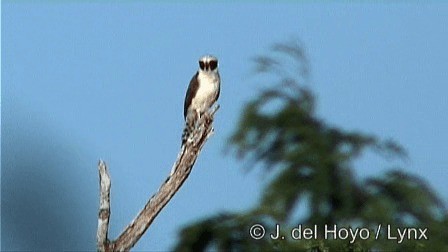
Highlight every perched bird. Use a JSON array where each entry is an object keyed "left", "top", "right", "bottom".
[{"left": 182, "top": 55, "right": 220, "bottom": 145}]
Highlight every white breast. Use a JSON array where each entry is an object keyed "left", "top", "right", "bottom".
[{"left": 192, "top": 71, "right": 220, "bottom": 113}]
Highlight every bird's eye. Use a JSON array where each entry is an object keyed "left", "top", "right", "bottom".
[
  {"left": 209, "top": 60, "right": 218, "bottom": 70},
  {"left": 199, "top": 61, "right": 205, "bottom": 70}
]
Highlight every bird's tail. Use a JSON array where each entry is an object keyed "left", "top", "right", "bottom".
[
  {"left": 181, "top": 126, "right": 190, "bottom": 145},
  {"left": 181, "top": 116, "right": 196, "bottom": 146}
]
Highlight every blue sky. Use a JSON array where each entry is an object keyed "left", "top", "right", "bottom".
[{"left": 2, "top": 2, "right": 448, "bottom": 251}]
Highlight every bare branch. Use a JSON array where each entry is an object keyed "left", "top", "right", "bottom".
[
  {"left": 97, "top": 160, "right": 111, "bottom": 252},
  {"left": 97, "top": 105, "right": 219, "bottom": 251}
]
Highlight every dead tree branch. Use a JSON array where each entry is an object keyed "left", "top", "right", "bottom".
[
  {"left": 96, "top": 105, "right": 219, "bottom": 251},
  {"left": 97, "top": 160, "right": 111, "bottom": 251}
]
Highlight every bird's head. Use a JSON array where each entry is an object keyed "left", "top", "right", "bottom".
[{"left": 198, "top": 55, "right": 219, "bottom": 73}]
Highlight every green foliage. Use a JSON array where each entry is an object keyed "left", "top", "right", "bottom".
[{"left": 173, "top": 41, "right": 448, "bottom": 251}]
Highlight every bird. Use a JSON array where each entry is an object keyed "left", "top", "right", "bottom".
[{"left": 182, "top": 55, "right": 220, "bottom": 145}]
